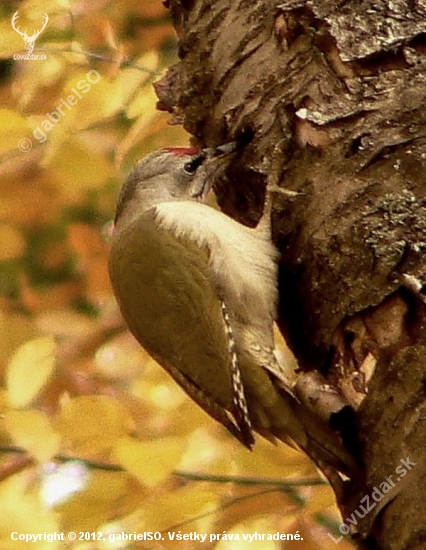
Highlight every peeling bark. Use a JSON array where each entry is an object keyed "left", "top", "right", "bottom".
[{"left": 157, "top": 1, "right": 426, "bottom": 547}]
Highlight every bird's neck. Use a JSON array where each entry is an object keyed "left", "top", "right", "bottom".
[{"left": 114, "top": 189, "right": 179, "bottom": 235}]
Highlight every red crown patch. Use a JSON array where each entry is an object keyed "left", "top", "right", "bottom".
[{"left": 164, "top": 147, "right": 199, "bottom": 156}]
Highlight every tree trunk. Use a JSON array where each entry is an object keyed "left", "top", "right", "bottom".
[{"left": 156, "top": 1, "right": 426, "bottom": 547}]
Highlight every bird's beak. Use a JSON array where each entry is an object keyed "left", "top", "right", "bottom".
[
  {"left": 202, "top": 141, "right": 239, "bottom": 158},
  {"left": 190, "top": 141, "right": 239, "bottom": 202},
  {"left": 192, "top": 141, "right": 238, "bottom": 202},
  {"left": 212, "top": 141, "right": 239, "bottom": 156}
]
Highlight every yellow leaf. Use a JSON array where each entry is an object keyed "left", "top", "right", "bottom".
[
  {"left": 36, "top": 308, "right": 97, "bottom": 342},
  {"left": 57, "top": 396, "right": 132, "bottom": 455},
  {"left": 6, "top": 336, "right": 56, "bottom": 407},
  {"left": 126, "top": 84, "right": 158, "bottom": 120},
  {"left": 3, "top": 410, "right": 61, "bottom": 462},
  {"left": 303, "top": 484, "right": 337, "bottom": 515},
  {"left": 84, "top": 469, "right": 128, "bottom": 502},
  {"left": 0, "top": 109, "right": 31, "bottom": 155},
  {"left": 55, "top": 470, "right": 129, "bottom": 533},
  {"left": 0, "top": 474, "right": 60, "bottom": 550},
  {"left": 115, "top": 51, "right": 160, "bottom": 119},
  {"left": 15, "top": 57, "right": 65, "bottom": 109},
  {"left": 56, "top": 71, "right": 120, "bottom": 130},
  {"left": 0, "top": 20, "right": 25, "bottom": 57},
  {"left": 235, "top": 436, "right": 316, "bottom": 480},
  {"left": 47, "top": 138, "right": 114, "bottom": 198},
  {"left": 113, "top": 437, "right": 185, "bottom": 487},
  {"left": 139, "top": 484, "right": 219, "bottom": 532},
  {"left": 95, "top": 333, "right": 148, "bottom": 380}
]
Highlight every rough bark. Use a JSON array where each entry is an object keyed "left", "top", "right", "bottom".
[{"left": 156, "top": 1, "right": 426, "bottom": 547}]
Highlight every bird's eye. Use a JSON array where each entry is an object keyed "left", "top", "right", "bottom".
[{"left": 183, "top": 154, "right": 205, "bottom": 175}]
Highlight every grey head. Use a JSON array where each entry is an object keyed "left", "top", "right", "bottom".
[{"left": 114, "top": 148, "right": 208, "bottom": 226}]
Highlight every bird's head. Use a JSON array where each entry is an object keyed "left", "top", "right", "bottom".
[{"left": 114, "top": 143, "right": 237, "bottom": 229}]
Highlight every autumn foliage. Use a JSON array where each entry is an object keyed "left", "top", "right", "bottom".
[{"left": 0, "top": 1, "right": 353, "bottom": 548}]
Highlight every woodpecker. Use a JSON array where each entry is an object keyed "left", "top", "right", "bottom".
[{"left": 108, "top": 145, "right": 355, "bottom": 475}]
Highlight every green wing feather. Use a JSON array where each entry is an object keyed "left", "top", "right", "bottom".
[{"left": 109, "top": 209, "right": 254, "bottom": 446}]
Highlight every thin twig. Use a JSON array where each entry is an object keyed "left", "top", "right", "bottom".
[{"left": 33, "top": 47, "right": 163, "bottom": 75}]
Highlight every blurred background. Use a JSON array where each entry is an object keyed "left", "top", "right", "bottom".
[{"left": 0, "top": 1, "right": 353, "bottom": 548}]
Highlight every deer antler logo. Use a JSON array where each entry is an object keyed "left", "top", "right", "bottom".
[{"left": 11, "top": 11, "right": 48, "bottom": 54}]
